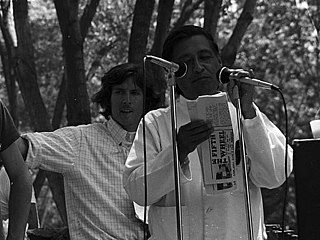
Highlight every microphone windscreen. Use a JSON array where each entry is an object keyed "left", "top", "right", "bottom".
[
  {"left": 175, "top": 63, "right": 187, "bottom": 78},
  {"left": 216, "top": 67, "right": 232, "bottom": 84}
]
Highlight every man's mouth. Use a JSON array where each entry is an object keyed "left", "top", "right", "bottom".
[
  {"left": 193, "top": 76, "right": 209, "bottom": 83},
  {"left": 121, "top": 109, "right": 133, "bottom": 113}
]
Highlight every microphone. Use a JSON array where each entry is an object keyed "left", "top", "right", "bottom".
[
  {"left": 145, "top": 55, "right": 187, "bottom": 78},
  {"left": 217, "top": 67, "right": 279, "bottom": 90}
]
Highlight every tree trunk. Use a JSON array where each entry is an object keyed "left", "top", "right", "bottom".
[
  {"left": 0, "top": 37, "right": 18, "bottom": 126},
  {"left": 54, "top": 0, "right": 91, "bottom": 126},
  {"left": 52, "top": 72, "right": 67, "bottom": 130},
  {"left": 13, "top": 0, "right": 68, "bottom": 226},
  {"left": 46, "top": 172, "right": 68, "bottom": 225},
  {"left": 204, "top": 0, "right": 222, "bottom": 39},
  {"left": 220, "top": 0, "right": 257, "bottom": 67},
  {"left": 150, "top": 0, "right": 175, "bottom": 57},
  {"left": 128, "top": 0, "right": 155, "bottom": 63},
  {"left": 0, "top": 1, "right": 19, "bottom": 126},
  {"left": 173, "top": 0, "right": 204, "bottom": 30},
  {"left": 51, "top": 0, "right": 100, "bottom": 129},
  {"left": 79, "top": 0, "right": 100, "bottom": 37},
  {"left": 13, "top": 0, "right": 52, "bottom": 131},
  {"left": 85, "top": 41, "right": 116, "bottom": 82}
]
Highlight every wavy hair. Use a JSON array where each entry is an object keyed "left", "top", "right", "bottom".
[{"left": 92, "top": 63, "right": 164, "bottom": 119}]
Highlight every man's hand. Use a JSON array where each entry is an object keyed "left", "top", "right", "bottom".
[
  {"left": 177, "top": 120, "right": 214, "bottom": 164},
  {"left": 226, "top": 69, "right": 256, "bottom": 119}
]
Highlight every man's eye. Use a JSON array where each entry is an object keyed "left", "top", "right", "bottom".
[
  {"left": 113, "top": 90, "right": 123, "bottom": 94},
  {"left": 200, "top": 55, "right": 213, "bottom": 61},
  {"left": 132, "top": 90, "right": 142, "bottom": 95}
]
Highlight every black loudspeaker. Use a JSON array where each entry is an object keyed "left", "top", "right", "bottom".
[{"left": 293, "top": 139, "right": 320, "bottom": 240}]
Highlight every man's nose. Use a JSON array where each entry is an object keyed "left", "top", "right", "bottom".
[
  {"left": 122, "top": 93, "right": 132, "bottom": 104},
  {"left": 193, "top": 57, "right": 204, "bottom": 72}
]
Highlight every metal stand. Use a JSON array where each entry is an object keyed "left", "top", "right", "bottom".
[
  {"left": 233, "top": 85, "right": 254, "bottom": 240},
  {"left": 167, "top": 71, "right": 183, "bottom": 240}
]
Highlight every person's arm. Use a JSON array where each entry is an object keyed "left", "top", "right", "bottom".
[
  {"left": 1, "top": 143, "right": 32, "bottom": 240},
  {"left": 17, "top": 127, "right": 79, "bottom": 174},
  {"left": 226, "top": 70, "right": 257, "bottom": 119},
  {"left": 243, "top": 105, "right": 293, "bottom": 188},
  {"left": 226, "top": 73, "right": 293, "bottom": 187},
  {"left": 177, "top": 120, "right": 213, "bottom": 164},
  {"left": 124, "top": 112, "right": 206, "bottom": 206}
]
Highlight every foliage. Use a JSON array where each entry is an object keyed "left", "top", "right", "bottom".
[
  {"left": 234, "top": 0, "right": 320, "bottom": 231},
  {"left": 84, "top": 0, "right": 135, "bottom": 119},
  {"left": 237, "top": 0, "right": 320, "bottom": 140},
  {"left": 1, "top": 0, "right": 318, "bottom": 232},
  {"left": 29, "top": 0, "right": 62, "bottom": 124},
  {"left": 23, "top": 1, "right": 136, "bottom": 127}
]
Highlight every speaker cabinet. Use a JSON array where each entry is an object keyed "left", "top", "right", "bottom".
[{"left": 293, "top": 139, "right": 320, "bottom": 240}]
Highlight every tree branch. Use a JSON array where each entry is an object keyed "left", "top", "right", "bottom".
[
  {"left": 150, "top": 0, "right": 174, "bottom": 56},
  {"left": 173, "top": 0, "right": 204, "bottom": 30},
  {"left": 128, "top": 0, "right": 155, "bottom": 63},
  {"left": 221, "top": 0, "right": 257, "bottom": 67},
  {"left": 204, "top": 0, "right": 222, "bottom": 38},
  {"left": 80, "top": 0, "right": 100, "bottom": 39}
]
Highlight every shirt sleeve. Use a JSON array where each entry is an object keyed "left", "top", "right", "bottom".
[
  {"left": 123, "top": 113, "right": 191, "bottom": 206},
  {"left": 23, "top": 127, "right": 81, "bottom": 174},
  {"left": 0, "top": 100, "right": 20, "bottom": 152},
  {"left": 243, "top": 105, "right": 293, "bottom": 189}
]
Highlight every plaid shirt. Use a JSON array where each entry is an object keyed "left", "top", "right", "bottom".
[{"left": 24, "top": 117, "right": 144, "bottom": 240}]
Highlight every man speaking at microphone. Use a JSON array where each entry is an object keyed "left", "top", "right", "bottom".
[{"left": 123, "top": 25, "right": 292, "bottom": 240}]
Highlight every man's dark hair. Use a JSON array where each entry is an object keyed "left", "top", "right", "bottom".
[
  {"left": 162, "top": 25, "right": 221, "bottom": 62},
  {"left": 92, "top": 63, "right": 163, "bottom": 119}
]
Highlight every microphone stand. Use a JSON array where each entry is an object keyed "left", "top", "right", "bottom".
[
  {"left": 167, "top": 70, "right": 183, "bottom": 240},
  {"left": 233, "top": 85, "right": 254, "bottom": 240}
]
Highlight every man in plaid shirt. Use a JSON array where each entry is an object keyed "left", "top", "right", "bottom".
[{"left": 16, "top": 63, "right": 164, "bottom": 239}]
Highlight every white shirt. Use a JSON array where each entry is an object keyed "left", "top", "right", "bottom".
[
  {"left": 124, "top": 96, "right": 293, "bottom": 240},
  {"left": 24, "top": 118, "right": 144, "bottom": 240}
]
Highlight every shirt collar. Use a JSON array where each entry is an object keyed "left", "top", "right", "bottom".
[{"left": 107, "top": 117, "right": 136, "bottom": 147}]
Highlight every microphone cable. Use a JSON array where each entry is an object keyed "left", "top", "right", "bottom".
[
  {"left": 234, "top": 73, "right": 290, "bottom": 239},
  {"left": 273, "top": 88, "right": 289, "bottom": 240},
  {"left": 235, "top": 68, "right": 290, "bottom": 238},
  {"left": 235, "top": 69, "right": 289, "bottom": 240}
]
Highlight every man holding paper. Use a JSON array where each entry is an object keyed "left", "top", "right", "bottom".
[{"left": 123, "top": 25, "right": 292, "bottom": 240}]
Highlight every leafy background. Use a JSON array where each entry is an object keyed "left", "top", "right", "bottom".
[{"left": 0, "top": 0, "right": 319, "bottom": 235}]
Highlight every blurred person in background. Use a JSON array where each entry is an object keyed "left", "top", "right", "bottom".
[
  {"left": 0, "top": 167, "right": 39, "bottom": 239},
  {"left": 0, "top": 99, "right": 32, "bottom": 240}
]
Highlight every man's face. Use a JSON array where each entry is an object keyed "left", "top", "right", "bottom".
[
  {"left": 171, "top": 35, "right": 221, "bottom": 100},
  {"left": 111, "top": 77, "right": 143, "bottom": 132}
]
